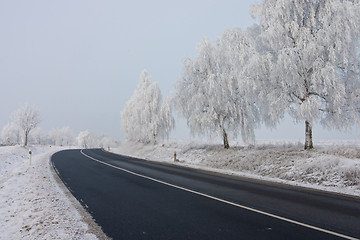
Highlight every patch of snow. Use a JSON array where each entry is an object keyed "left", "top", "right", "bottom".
[
  {"left": 0, "top": 145, "right": 102, "bottom": 240},
  {"left": 111, "top": 140, "right": 360, "bottom": 197}
]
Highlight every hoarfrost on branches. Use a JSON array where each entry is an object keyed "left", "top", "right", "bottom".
[
  {"left": 252, "top": 0, "right": 360, "bottom": 149},
  {"left": 121, "top": 70, "right": 175, "bottom": 144},
  {"left": 12, "top": 104, "right": 41, "bottom": 147},
  {"left": 175, "top": 29, "right": 261, "bottom": 148},
  {"left": 75, "top": 130, "right": 116, "bottom": 148},
  {"left": 76, "top": 130, "right": 92, "bottom": 148}
]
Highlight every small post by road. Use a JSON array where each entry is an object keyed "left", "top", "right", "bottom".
[
  {"left": 174, "top": 151, "right": 177, "bottom": 162},
  {"left": 28, "top": 149, "right": 32, "bottom": 165}
]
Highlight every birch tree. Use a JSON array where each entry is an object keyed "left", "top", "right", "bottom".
[
  {"left": 252, "top": 0, "right": 360, "bottom": 149},
  {"left": 176, "top": 39, "right": 230, "bottom": 148},
  {"left": 175, "top": 29, "right": 261, "bottom": 148},
  {"left": 12, "top": 104, "right": 41, "bottom": 147},
  {"left": 218, "top": 28, "right": 262, "bottom": 144},
  {"left": 121, "top": 70, "right": 175, "bottom": 143}
]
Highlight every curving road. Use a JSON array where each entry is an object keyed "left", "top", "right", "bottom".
[{"left": 51, "top": 149, "right": 360, "bottom": 240}]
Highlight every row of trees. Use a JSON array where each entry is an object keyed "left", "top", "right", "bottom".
[
  {"left": 122, "top": 0, "right": 360, "bottom": 150},
  {"left": 1, "top": 104, "right": 117, "bottom": 148}
]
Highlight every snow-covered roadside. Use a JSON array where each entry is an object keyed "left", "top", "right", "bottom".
[
  {"left": 0, "top": 145, "right": 105, "bottom": 240},
  {"left": 111, "top": 140, "right": 360, "bottom": 197}
]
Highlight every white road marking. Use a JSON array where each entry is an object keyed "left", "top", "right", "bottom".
[{"left": 80, "top": 149, "right": 359, "bottom": 240}]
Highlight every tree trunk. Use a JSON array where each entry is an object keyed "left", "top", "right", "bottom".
[
  {"left": 222, "top": 128, "right": 230, "bottom": 149},
  {"left": 304, "top": 120, "right": 313, "bottom": 150},
  {"left": 24, "top": 133, "right": 28, "bottom": 147}
]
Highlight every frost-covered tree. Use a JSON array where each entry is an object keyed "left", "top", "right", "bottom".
[
  {"left": 49, "top": 127, "right": 75, "bottom": 146},
  {"left": 218, "top": 28, "right": 263, "bottom": 144},
  {"left": 76, "top": 130, "right": 116, "bottom": 148},
  {"left": 76, "top": 130, "right": 92, "bottom": 148},
  {"left": 158, "top": 95, "right": 176, "bottom": 141},
  {"left": 60, "top": 127, "right": 74, "bottom": 146},
  {"left": 12, "top": 104, "right": 41, "bottom": 146},
  {"left": 1, "top": 122, "right": 20, "bottom": 145},
  {"left": 31, "top": 127, "right": 46, "bottom": 145},
  {"left": 98, "top": 136, "right": 117, "bottom": 149},
  {"left": 175, "top": 30, "right": 260, "bottom": 148},
  {"left": 121, "top": 70, "right": 175, "bottom": 144},
  {"left": 252, "top": 0, "right": 360, "bottom": 149}
]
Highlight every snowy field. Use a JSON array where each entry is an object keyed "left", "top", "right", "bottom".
[
  {"left": 0, "top": 145, "right": 105, "bottom": 240},
  {"left": 112, "top": 140, "right": 360, "bottom": 197}
]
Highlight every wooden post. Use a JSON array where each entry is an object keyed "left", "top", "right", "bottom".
[
  {"left": 29, "top": 149, "right": 32, "bottom": 165},
  {"left": 174, "top": 151, "right": 177, "bottom": 162}
]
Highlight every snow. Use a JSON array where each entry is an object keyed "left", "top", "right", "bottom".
[
  {"left": 1, "top": 140, "right": 359, "bottom": 240},
  {"left": 111, "top": 140, "right": 360, "bottom": 197},
  {"left": 0, "top": 145, "right": 104, "bottom": 240}
]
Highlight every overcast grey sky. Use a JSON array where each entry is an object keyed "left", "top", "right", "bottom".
[{"left": 0, "top": 0, "right": 358, "bottom": 143}]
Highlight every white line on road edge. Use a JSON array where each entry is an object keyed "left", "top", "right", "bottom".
[{"left": 80, "top": 149, "right": 359, "bottom": 240}]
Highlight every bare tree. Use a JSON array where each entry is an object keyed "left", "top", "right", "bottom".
[{"left": 13, "top": 104, "right": 41, "bottom": 147}]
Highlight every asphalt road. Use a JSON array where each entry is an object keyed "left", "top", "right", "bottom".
[{"left": 51, "top": 149, "right": 360, "bottom": 240}]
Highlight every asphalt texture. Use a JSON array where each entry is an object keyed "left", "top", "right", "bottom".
[{"left": 51, "top": 149, "right": 360, "bottom": 240}]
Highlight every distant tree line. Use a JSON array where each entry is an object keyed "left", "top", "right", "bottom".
[{"left": 1, "top": 104, "right": 118, "bottom": 148}]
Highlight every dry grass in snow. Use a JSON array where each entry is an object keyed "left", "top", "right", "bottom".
[{"left": 113, "top": 141, "right": 360, "bottom": 196}]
